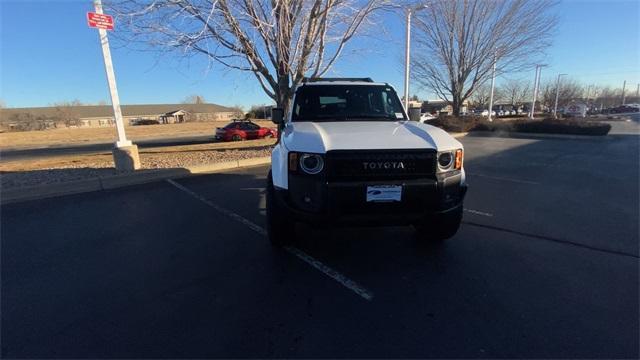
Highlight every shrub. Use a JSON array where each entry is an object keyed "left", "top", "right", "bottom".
[{"left": 428, "top": 116, "right": 611, "bottom": 136}]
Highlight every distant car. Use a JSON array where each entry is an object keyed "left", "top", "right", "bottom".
[
  {"left": 480, "top": 110, "right": 496, "bottom": 117},
  {"left": 215, "top": 120, "right": 278, "bottom": 141},
  {"left": 611, "top": 105, "right": 640, "bottom": 114},
  {"left": 419, "top": 113, "right": 437, "bottom": 123}
]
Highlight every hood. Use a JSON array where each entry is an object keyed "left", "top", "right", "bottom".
[{"left": 282, "top": 121, "right": 462, "bottom": 153}]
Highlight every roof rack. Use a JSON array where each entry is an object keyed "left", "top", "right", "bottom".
[{"left": 302, "top": 77, "right": 374, "bottom": 83}]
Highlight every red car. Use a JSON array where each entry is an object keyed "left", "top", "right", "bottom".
[{"left": 215, "top": 120, "right": 278, "bottom": 141}]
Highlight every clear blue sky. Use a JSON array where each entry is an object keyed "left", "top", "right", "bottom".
[{"left": 1, "top": 0, "right": 639, "bottom": 108}]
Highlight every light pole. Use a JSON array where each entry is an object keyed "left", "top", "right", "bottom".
[
  {"left": 403, "top": 5, "right": 428, "bottom": 111},
  {"left": 553, "top": 73, "right": 567, "bottom": 119},
  {"left": 529, "top": 65, "right": 544, "bottom": 119},
  {"left": 621, "top": 80, "right": 626, "bottom": 105},
  {"left": 487, "top": 50, "right": 498, "bottom": 122}
]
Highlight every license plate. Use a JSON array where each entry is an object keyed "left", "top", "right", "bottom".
[{"left": 366, "top": 185, "right": 402, "bottom": 202}]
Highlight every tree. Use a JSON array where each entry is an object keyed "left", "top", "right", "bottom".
[
  {"left": 230, "top": 104, "right": 245, "bottom": 118},
  {"left": 183, "top": 94, "right": 207, "bottom": 104},
  {"left": 412, "top": 0, "right": 558, "bottom": 116},
  {"left": 469, "top": 84, "right": 492, "bottom": 109},
  {"left": 500, "top": 78, "right": 531, "bottom": 107},
  {"left": 539, "top": 78, "right": 583, "bottom": 110},
  {"left": 109, "top": 0, "right": 389, "bottom": 110},
  {"left": 52, "top": 100, "right": 83, "bottom": 127}
]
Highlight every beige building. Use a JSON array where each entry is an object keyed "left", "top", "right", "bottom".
[{"left": 0, "top": 103, "right": 239, "bottom": 131}]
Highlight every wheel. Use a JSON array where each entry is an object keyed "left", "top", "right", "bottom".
[
  {"left": 414, "top": 205, "right": 463, "bottom": 242},
  {"left": 231, "top": 134, "right": 243, "bottom": 141},
  {"left": 266, "top": 171, "right": 294, "bottom": 247}
]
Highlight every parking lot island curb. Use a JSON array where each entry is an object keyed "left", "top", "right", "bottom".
[{"left": 1, "top": 157, "right": 272, "bottom": 205}]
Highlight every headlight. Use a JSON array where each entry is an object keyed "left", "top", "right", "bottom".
[
  {"left": 438, "top": 149, "right": 463, "bottom": 171},
  {"left": 438, "top": 152, "right": 453, "bottom": 169},
  {"left": 299, "top": 153, "right": 324, "bottom": 174}
]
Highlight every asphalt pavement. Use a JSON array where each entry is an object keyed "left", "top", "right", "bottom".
[{"left": 2, "top": 134, "right": 638, "bottom": 358}]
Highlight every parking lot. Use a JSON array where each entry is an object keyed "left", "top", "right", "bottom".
[{"left": 2, "top": 133, "right": 639, "bottom": 358}]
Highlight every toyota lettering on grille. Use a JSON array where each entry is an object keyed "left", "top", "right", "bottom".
[{"left": 362, "top": 161, "right": 406, "bottom": 170}]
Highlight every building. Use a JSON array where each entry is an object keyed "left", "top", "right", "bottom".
[{"left": 0, "top": 103, "right": 239, "bottom": 131}]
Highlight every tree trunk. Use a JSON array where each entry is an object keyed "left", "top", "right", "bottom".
[{"left": 452, "top": 95, "right": 461, "bottom": 117}]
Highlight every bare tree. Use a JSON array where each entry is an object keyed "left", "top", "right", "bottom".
[
  {"left": 412, "top": 0, "right": 558, "bottom": 116},
  {"left": 469, "top": 84, "right": 492, "bottom": 109},
  {"left": 183, "top": 94, "right": 207, "bottom": 104},
  {"left": 539, "top": 78, "right": 583, "bottom": 110},
  {"left": 500, "top": 78, "right": 531, "bottom": 107},
  {"left": 52, "top": 100, "right": 83, "bottom": 127},
  {"left": 108, "top": 0, "right": 390, "bottom": 110},
  {"left": 230, "top": 104, "right": 245, "bottom": 118}
]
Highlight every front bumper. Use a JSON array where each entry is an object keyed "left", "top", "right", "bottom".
[{"left": 275, "top": 171, "right": 467, "bottom": 226}]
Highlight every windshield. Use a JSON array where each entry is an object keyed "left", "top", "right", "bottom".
[{"left": 292, "top": 85, "right": 406, "bottom": 122}]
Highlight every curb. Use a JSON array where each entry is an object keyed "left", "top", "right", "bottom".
[{"left": 1, "top": 157, "right": 272, "bottom": 205}]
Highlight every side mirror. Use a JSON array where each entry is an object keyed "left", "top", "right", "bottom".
[
  {"left": 271, "top": 108, "right": 284, "bottom": 125},
  {"left": 408, "top": 107, "right": 421, "bottom": 122}
]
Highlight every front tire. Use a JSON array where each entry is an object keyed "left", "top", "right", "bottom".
[
  {"left": 266, "top": 171, "right": 294, "bottom": 247},
  {"left": 414, "top": 205, "right": 463, "bottom": 242}
]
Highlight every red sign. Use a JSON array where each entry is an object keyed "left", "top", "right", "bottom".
[{"left": 87, "top": 12, "right": 114, "bottom": 30}]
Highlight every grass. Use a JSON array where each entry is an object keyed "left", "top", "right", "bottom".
[
  {"left": 0, "top": 137, "right": 276, "bottom": 172},
  {"left": 0, "top": 120, "right": 275, "bottom": 149}
]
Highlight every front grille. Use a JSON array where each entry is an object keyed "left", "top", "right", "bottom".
[{"left": 325, "top": 149, "right": 436, "bottom": 181}]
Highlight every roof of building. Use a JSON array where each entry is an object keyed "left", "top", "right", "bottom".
[{"left": 0, "top": 103, "right": 236, "bottom": 122}]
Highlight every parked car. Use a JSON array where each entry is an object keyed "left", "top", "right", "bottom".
[
  {"left": 215, "top": 119, "right": 278, "bottom": 141},
  {"left": 480, "top": 109, "right": 496, "bottom": 117},
  {"left": 419, "top": 113, "right": 437, "bottom": 123},
  {"left": 266, "top": 77, "right": 467, "bottom": 246}
]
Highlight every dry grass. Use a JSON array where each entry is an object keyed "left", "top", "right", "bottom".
[
  {"left": 0, "top": 137, "right": 277, "bottom": 172},
  {"left": 0, "top": 120, "right": 275, "bottom": 149}
]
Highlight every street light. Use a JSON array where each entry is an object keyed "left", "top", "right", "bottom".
[
  {"left": 553, "top": 73, "right": 567, "bottom": 119},
  {"left": 487, "top": 48, "right": 502, "bottom": 122},
  {"left": 403, "top": 4, "right": 429, "bottom": 111},
  {"left": 529, "top": 64, "right": 546, "bottom": 119}
]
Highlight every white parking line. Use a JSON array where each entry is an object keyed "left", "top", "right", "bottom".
[
  {"left": 166, "top": 179, "right": 374, "bottom": 301},
  {"left": 466, "top": 172, "right": 540, "bottom": 185},
  {"left": 464, "top": 208, "right": 494, "bottom": 217}
]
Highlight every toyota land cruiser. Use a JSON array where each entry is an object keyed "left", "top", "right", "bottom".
[{"left": 266, "top": 78, "right": 467, "bottom": 245}]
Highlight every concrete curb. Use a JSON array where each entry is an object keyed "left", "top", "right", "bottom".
[{"left": 1, "top": 157, "right": 272, "bottom": 205}]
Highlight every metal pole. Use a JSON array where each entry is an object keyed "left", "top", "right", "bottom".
[
  {"left": 94, "top": 0, "right": 131, "bottom": 148},
  {"left": 621, "top": 80, "right": 626, "bottom": 105},
  {"left": 530, "top": 65, "right": 540, "bottom": 119},
  {"left": 403, "top": 9, "right": 411, "bottom": 111},
  {"left": 488, "top": 51, "right": 497, "bottom": 122},
  {"left": 553, "top": 74, "right": 566, "bottom": 119},
  {"left": 636, "top": 83, "right": 639, "bottom": 98}
]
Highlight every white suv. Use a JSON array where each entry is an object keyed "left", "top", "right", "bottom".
[{"left": 266, "top": 78, "right": 467, "bottom": 246}]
